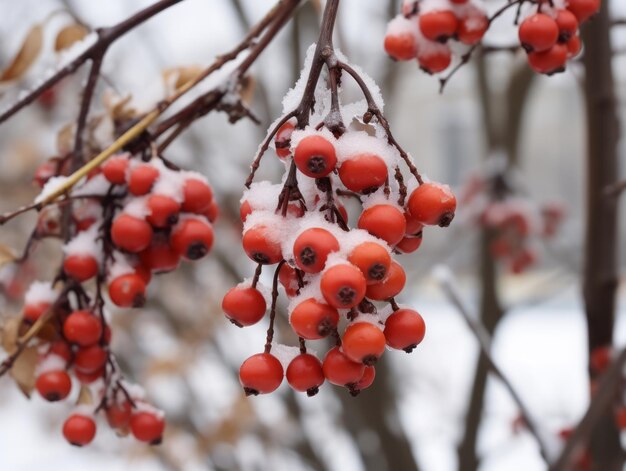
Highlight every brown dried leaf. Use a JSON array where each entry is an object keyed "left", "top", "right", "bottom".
[
  {"left": 77, "top": 385, "right": 93, "bottom": 405},
  {"left": 239, "top": 75, "right": 256, "bottom": 106},
  {"left": 0, "top": 244, "right": 16, "bottom": 268},
  {"left": 162, "top": 66, "right": 203, "bottom": 93},
  {"left": 57, "top": 123, "right": 75, "bottom": 155},
  {"left": 1, "top": 24, "right": 44, "bottom": 82},
  {"left": 1, "top": 317, "right": 21, "bottom": 354},
  {"left": 102, "top": 91, "right": 136, "bottom": 122},
  {"left": 54, "top": 24, "right": 89, "bottom": 52},
  {"left": 10, "top": 346, "right": 37, "bottom": 398}
]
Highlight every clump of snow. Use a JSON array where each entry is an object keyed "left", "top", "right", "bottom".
[
  {"left": 122, "top": 195, "right": 149, "bottom": 219},
  {"left": 35, "top": 176, "right": 70, "bottom": 204},
  {"left": 270, "top": 343, "right": 301, "bottom": 370},
  {"left": 63, "top": 225, "right": 101, "bottom": 260},
  {"left": 35, "top": 354, "right": 67, "bottom": 375},
  {"left": 107, "top": 253, "right": 136, "bottom": 280},
  {"left": 72, "top": 173, "right": 111, "bottom": 197},
  {"left": 335, "top": 131, "right": 399, "bottom": 167},
  {"left": 24, "top": 281, "right": 58, "bottom": 305}
]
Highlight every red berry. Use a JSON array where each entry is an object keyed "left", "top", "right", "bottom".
[
  {"left": 555, "top": 9, "right": 579, "bottom": 42},
  {"left": 239, "top": 353, "right": 284, "bottom": 395},
  {"left": 23, "top": 301, "right": 51, "bottom": 323},
  {"left": 338, "top": 154, "right": 388, "bottom": 193},
  {"left": 566, "top": 35, "right": 581, "bottom": 57},
  {"left": 109, "top": 273, "right": 146, "bottom": 308},
  {"left": 358, "top": 204, "right": 406, "bottom": 246},
  {"left": 320, "top": 264, "right": 367, "bottom": 309},
  {"left": 353, "top": 366, "right": 376, "bottom": 393},
  {"left": 130, "top": 411, "right": 165, "bottom": 444},
  {"left": 146, "top": 194, "right": 180, "bottom": 228},
  {"left": 384, "top": 308, "right": 426, "bottom": 352},
  {"left": 278, "top": 264, "right": 299, "bottom": 297},
  {"left": 242, "top": 225, "right": 282, "bottom": 265},
  {"left": 34, "top": 161, "right": 57, "bottom": 188},
  {"left": 63, "top": 414, "right": 96, "bottom": 447},
  {"left": 293, "top": 228, "right": 340, "bottom": 274},
  {"left": 590, "top": 346, "right": 612, "bottom": 374},
  {"left": 342, "top": 322, "right": 386, "bottom": 365},
  {"left": 106, "top": 401, "right": 132, "bottom": 429},
  {"left": 182, "top": 178, "right": 213, "bottom": 214},
  {"left": 348, "top": 242, "right": 391, "bottom": 285},
  {"left": 527, "top": 44, "right": 568, "bottom": 74},
  {"left": 408, "top": 182, "right": 456, "bottom": 226},
  {"left": 102, "top": 156, "right": 129, "bottom": 184},
  {"left": 48, "top": 340, "right": 72, "bottom": 362},
  {"left": 171, "top": 218, "right": 214, "bottom": 260},
  {"left": 566, "top": 0, "right": 600, "bottom": 22},
  {"left": 396, "top": 234, "right": 423, "bottom": 254},
  {"left": 74, "top": 367, "right": 104, "bottom": 384},
  {"left": 286, "top": 353, "right": 325, "bottom": 396},
  {"left": 63, "top": 310, "right": 102, "bottom": 347},
  {"left": 366, "top": 260, "right": 406, "bottom": 301},
  {"left": 139, "top": 241, "right": 180, "bottom": 273},
  {"left": 322, "top": 347, "right": 365, "bottom": 387},
  {"left": 128, "top": 164, "right": 159, "bottom": 196},
  {"left": 111, "top": 214, "right": 153, "bottom": 253},
  {"left": 519, "top": 14, "right": 559, "bottom": 52},
  {"left": 275, "top": 121, "right": 296, "bottom": 159},
  {"left": 294, "top": 134, "right": 337, "bottom": 178},
  {"left": 384, "top": 23, "right": 418, "bottom": 61},
  {"left": 222, "top": 286, "right": 267, "bottom": 327},
  {"left": 457, "top": 13, "right": 489, "bottom": 45},
  {"left": 36, "top": 370, "right": 72, "bottom": 401},
  {"left": 290, "top": 298, "right": 339, "bottom": 340},
  {"left": 204, "top": 200, "right": 219, "bottom": 223},
  {"left": 63, "top": 254, "right": 98, "bottom": 282},
  {"left": 74, "top": 345, "right": 108, "bottom": 373},
  {"left": 419, "top": 10, "right": 458, "bottom": 42},
  {"left": 240, "top": 200, "right": 253, "bottom": 222},
  {"left": 417, "top": 45, "right": 452, "bottom": 74}
]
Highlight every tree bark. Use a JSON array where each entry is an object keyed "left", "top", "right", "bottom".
[{"left": 581, "top": 3, "right": 621, "bottom": 469}]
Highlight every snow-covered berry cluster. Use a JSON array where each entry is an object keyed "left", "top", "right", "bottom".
[
  {"left": 385, "top": 0, "right": 489, "bottom": 74},
  {"left": 461, "top": 168, "right": 564, "bottom": 274},
  {"left": 384, "top": 0, "right": 600, "bottom": 78},
  {"left": 518, "top": 0, "right": 599, "bottom": 74},
  {"left": 20, "top": 152, "right": 218, "bottom": 446},
  {"left": 224, "top": 46, "right": 456, "bottom": 397}
]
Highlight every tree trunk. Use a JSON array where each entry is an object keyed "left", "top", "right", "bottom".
[{"left": 581, "top": 3, "right": 621, "bottom": 470}]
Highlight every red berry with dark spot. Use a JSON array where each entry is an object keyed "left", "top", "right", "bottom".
[
  {"left": 322, "top": 347, "right": 365, "bottom": 387},
  {"left": 36, "top": 370, "right": 72, "bottom": 402},
  {"left": 63, "top": 414, "right": 96, "bottom": 447},
  {"left": 130, "top": 411, "right": 165, "bottom": 444},
  {"left": 109, "top": 273, "right": 146, "bottom": 308},
  {"left": 342, "top": 322, "right": 386, "bottom": 365},
  {"left": 242, "top": 225, "right": 282, "bottom": 265},
  {"left": 239, "top": 353, "right": 284, "bottom": 395},
  {"left": 222, "top": 286, "right": 267, "bottom": 327},
  {"left": 286, "top": 353, "right": 325, "bottom": 396},
  {"left": 384, "top": 308, "right": 426, "bottom": 352},
  {"left": 320, "top": 264, "right": 367, "bottom": 309},
  {"left": 294, "top": 134, "right": 337, "bottom": 178},
  {"left": 293, "top": 228, "right": 340, "bottom": 274},
  {"left": 111, "top": 214, "right": 153, "bottom": 253},
  {"left": 408, "top": 182, "right": 456, "bottom": 227},
  {"left": 146, "top": 194, "right": 180, "bottom": 228},
  {"left": 63, "top": 310, "right": 102, "bottom": 347},
  {"left": 171, "top": 218, "right": 214, "bottom": 260},
  {"left": 290, "top": 298, "right": 339, "bottom": 340}
]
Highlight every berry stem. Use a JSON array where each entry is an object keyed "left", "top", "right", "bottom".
[{"left": 264, "top": 260, "right": 286, "bottom": 353}]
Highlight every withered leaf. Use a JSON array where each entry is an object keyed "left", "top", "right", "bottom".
[
  {"left": 1, "top": 317, "right": 21, "bottom": 354},
  {"left": 10, "top": 346, "right": 37, "bottom": 398},
  {"left": 0, "top": 24, "right": 44, "bottom": 82},
  {"left": 162, "top": 66, "right": 203, "bottom": 93},
  {"left": 0, "top": 244, "right": 16, "bottom": 268},
  {"left": 77, "top": 385, "right": 93, "bottom": 405},
  {"left": 54, "top": 24, "right": 89, "bottom": 52},
  {"left": 239, "top": 75, "right": 256, "bottom": 106},
  {"left": 57, "top": 123, "right": 75, "bottom": 155}
]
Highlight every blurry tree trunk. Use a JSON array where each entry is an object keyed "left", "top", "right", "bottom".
[
  {"left": 457, "top": 55, "right": 533, "bottom": 471},
  {"left": 581, "top": 3, "right": 622, "bottom": 470},
  {"left": 338, "top": 356, "right": 420, "bottom": 471}
]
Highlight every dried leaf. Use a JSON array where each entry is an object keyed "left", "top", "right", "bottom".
[
  {"left": 1, "top": 24, "right": 44, "bottom": 82},
  {"left": 162, "top": 66, "right": 203, "bottom": 93},
  {"left": 102, "top": 90, "right": 136, "bottom": 122},
  {"left": 57, "top": 123, "right": 75, "bottom": 155},
  {"left": 54, "top": 24, "right": 89, "bottom": 52},
  {"left": 1, "top": 317, "right": 21, "bottom": 353},
  {"left": 0, "top": 244, "right": 16, "bottom": 268},
  {"left": 10, "top": 346, "right": 37, "bottom": 398},
  {"left": 239, "top": 75, "right": 256, "bottom": 106},
  {"left": 77, "top": 385, "right": 93, "bottom": 405}
]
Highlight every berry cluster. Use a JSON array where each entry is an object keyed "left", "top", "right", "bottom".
[
  {"left": 224, "top": 47, "right": 456, "bottom": 397},
  {"left": 518, "top": 0, "right": 599, "bottom": 74},
  {"left": 18, "top": 151, "right": 217, "bottom": 446},
  {"left": 384, "top": 0, "right": 489, "bottom": 74},
  {"left": 384, "top": 0, "right": 600, "bottom": 78},
  {"left": 461, "top": 169, "right": 564, "bottom": 273}
]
